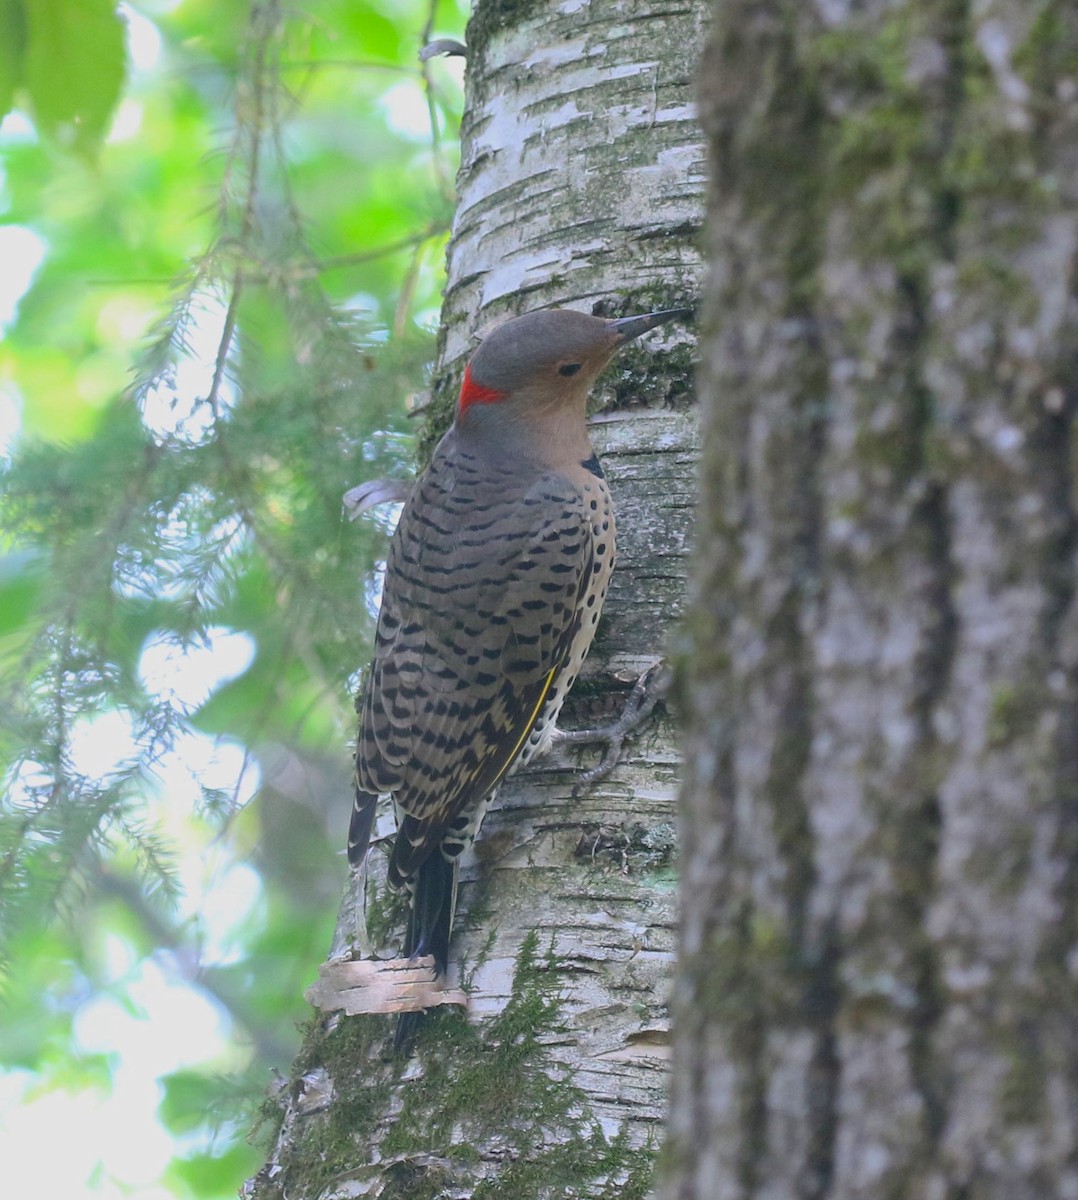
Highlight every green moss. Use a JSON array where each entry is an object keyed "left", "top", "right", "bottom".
[
  {"left": 809, "top": 0, "right": 1063, "bottom": 274},
  {"left": 812, "top": 19, "right": 926, "bottom": 187},
  {"left": 988, "top": 682, "right": 1040, "bottom": 749},
  {"left": 363, "top": 873, "right": 409, "bottom": 950},
  {"left": 378, "top": 1159, "right": 455, "bottom": 1200},
  {"left": 700, "top": 910, "right": 788, "bottom": 1025},
  {"left": 260, "top": 931, "right": 658, "bottom": 1198},
  {"left": 472, "top": 1123, "right": 656, "bottom": 1199},
  {"left": 601, "top": 340, "right": 696, "bottom": 412},
  {"left": 1016, "top": 1, "right": 1078, "bottom": 107},
  {"left": 250, "top": 1014, "right": 396, "bottom": 1200},
  {"left": 374, "top": 931, "right": 658, "bottom": 1195},
  {"left": 591, "top": 288, "right": 697, "bottom": 413},
  {"left": 415, "top": 363, "right": 457, "bottom": 465},
  {"left": 806, "top": 11, "right": 966, "bottom": 271},
  {"left": 384, "top": 932, "right": 571, "bottom": 1152}
]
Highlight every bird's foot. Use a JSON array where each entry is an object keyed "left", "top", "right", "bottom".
[{"left": 553, "top": 660, "right": 671, "bottom": 792}]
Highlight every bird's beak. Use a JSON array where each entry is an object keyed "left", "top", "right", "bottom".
[{"left": 609, "top": 307, "right": 694, "bottom": 344}]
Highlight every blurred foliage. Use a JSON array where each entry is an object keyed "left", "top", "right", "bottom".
[
  {"left": 0, "top": 0, "right": 127, "bottom": 157},
  {"left": 0, "top": 0, "right": 466, "bottom": 1194}
]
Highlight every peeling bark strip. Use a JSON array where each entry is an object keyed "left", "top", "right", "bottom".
[
  {"left": 306, "top": 958, "right": 468, "bottom": 1015},
  {"left": 246, "top": 1, "right": 707, "bottom": 1197},
  {"left": 667, "top": 2, "right": 1078, "bottom": 1199}
]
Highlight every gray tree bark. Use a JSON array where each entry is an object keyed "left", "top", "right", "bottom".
[
  {"left": 667, "top": 3, "right": 1078, "bottom": 1198},
  {"left": 247, "top": 1, "right": 706, "bottom": 1196}
]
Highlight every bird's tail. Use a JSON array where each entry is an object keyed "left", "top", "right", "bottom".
[
  {"left": 406, "top": 849, "right": 455, "bottom": 969},
  {"left": 394, "top": 849, "right": 456, "bottom": 1054}
]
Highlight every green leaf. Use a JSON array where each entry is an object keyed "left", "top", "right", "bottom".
[
  {"left": 23, "top": 0, "right": 126, "bottom": 156},
  {"left": 0, "top": 0, "right": 26, "bottom": 122}
]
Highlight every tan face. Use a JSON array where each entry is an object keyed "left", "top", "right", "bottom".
[
  {"left": 460, "top": 306, "right": 691, "bottom": 419},
  {"left": 467, "top": 309, "right": 620, "bottom": 398}
]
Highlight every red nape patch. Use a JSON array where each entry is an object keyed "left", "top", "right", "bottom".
[{"left": 458, "top": 363, "right": 508, "bottom": 415}]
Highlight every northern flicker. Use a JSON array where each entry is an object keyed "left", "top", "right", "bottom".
[{"left": 348, "top": 305, "right": 690, "bottom": 987}]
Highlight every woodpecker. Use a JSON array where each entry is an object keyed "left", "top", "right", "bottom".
[{"left": 348, "top": 305, "right": 691, "bottom": 988}]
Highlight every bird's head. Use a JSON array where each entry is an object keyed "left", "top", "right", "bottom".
[{"left": 456, "top": 306, "right": 692, "bottom": 424}]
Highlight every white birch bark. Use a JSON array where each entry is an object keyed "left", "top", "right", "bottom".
[{"left": 248, "top": 2, "right": 707, "bottom": 1196}]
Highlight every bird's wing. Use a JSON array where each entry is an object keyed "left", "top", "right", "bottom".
[{"left": 354, "top": 458, "right": 591, "bottom": 877}]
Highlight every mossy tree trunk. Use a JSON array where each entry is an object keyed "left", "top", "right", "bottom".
[
  {"left": 666, "top": 2, "right": 1078, "bottom": 1198},
  {"left": 247, "top": 1, "right": 707, "bottom": 1196}
]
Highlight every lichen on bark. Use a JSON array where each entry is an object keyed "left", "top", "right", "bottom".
[{"left": 667, "top": 2, "right": 1078, "bottom": 1197}]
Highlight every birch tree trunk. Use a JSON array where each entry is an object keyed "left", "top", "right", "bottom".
[
  {"left": 247, "top": 2, "right": 706, "bottom": 1195},
  {"left": 666, "top": 3, "right": 1078, "bottom": 1198}
]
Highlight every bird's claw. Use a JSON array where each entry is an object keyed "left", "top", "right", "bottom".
[{"left": 554, "top": 661, "right": 671, "bottom": 793}]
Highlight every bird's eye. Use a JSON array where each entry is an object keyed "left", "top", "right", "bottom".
[{"left": 558, "top": 363, "right": 582, "bottom": 377}]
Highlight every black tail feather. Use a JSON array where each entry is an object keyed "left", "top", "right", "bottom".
[
  {"left": 348, "top": 787, "right": 379, "bottom": 867},
  {"left": 393, "top": 851, "right": 455, "bottom": 1054},
  {"left": 406, "top": 851, "right": 454, "bottom": 971}
]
